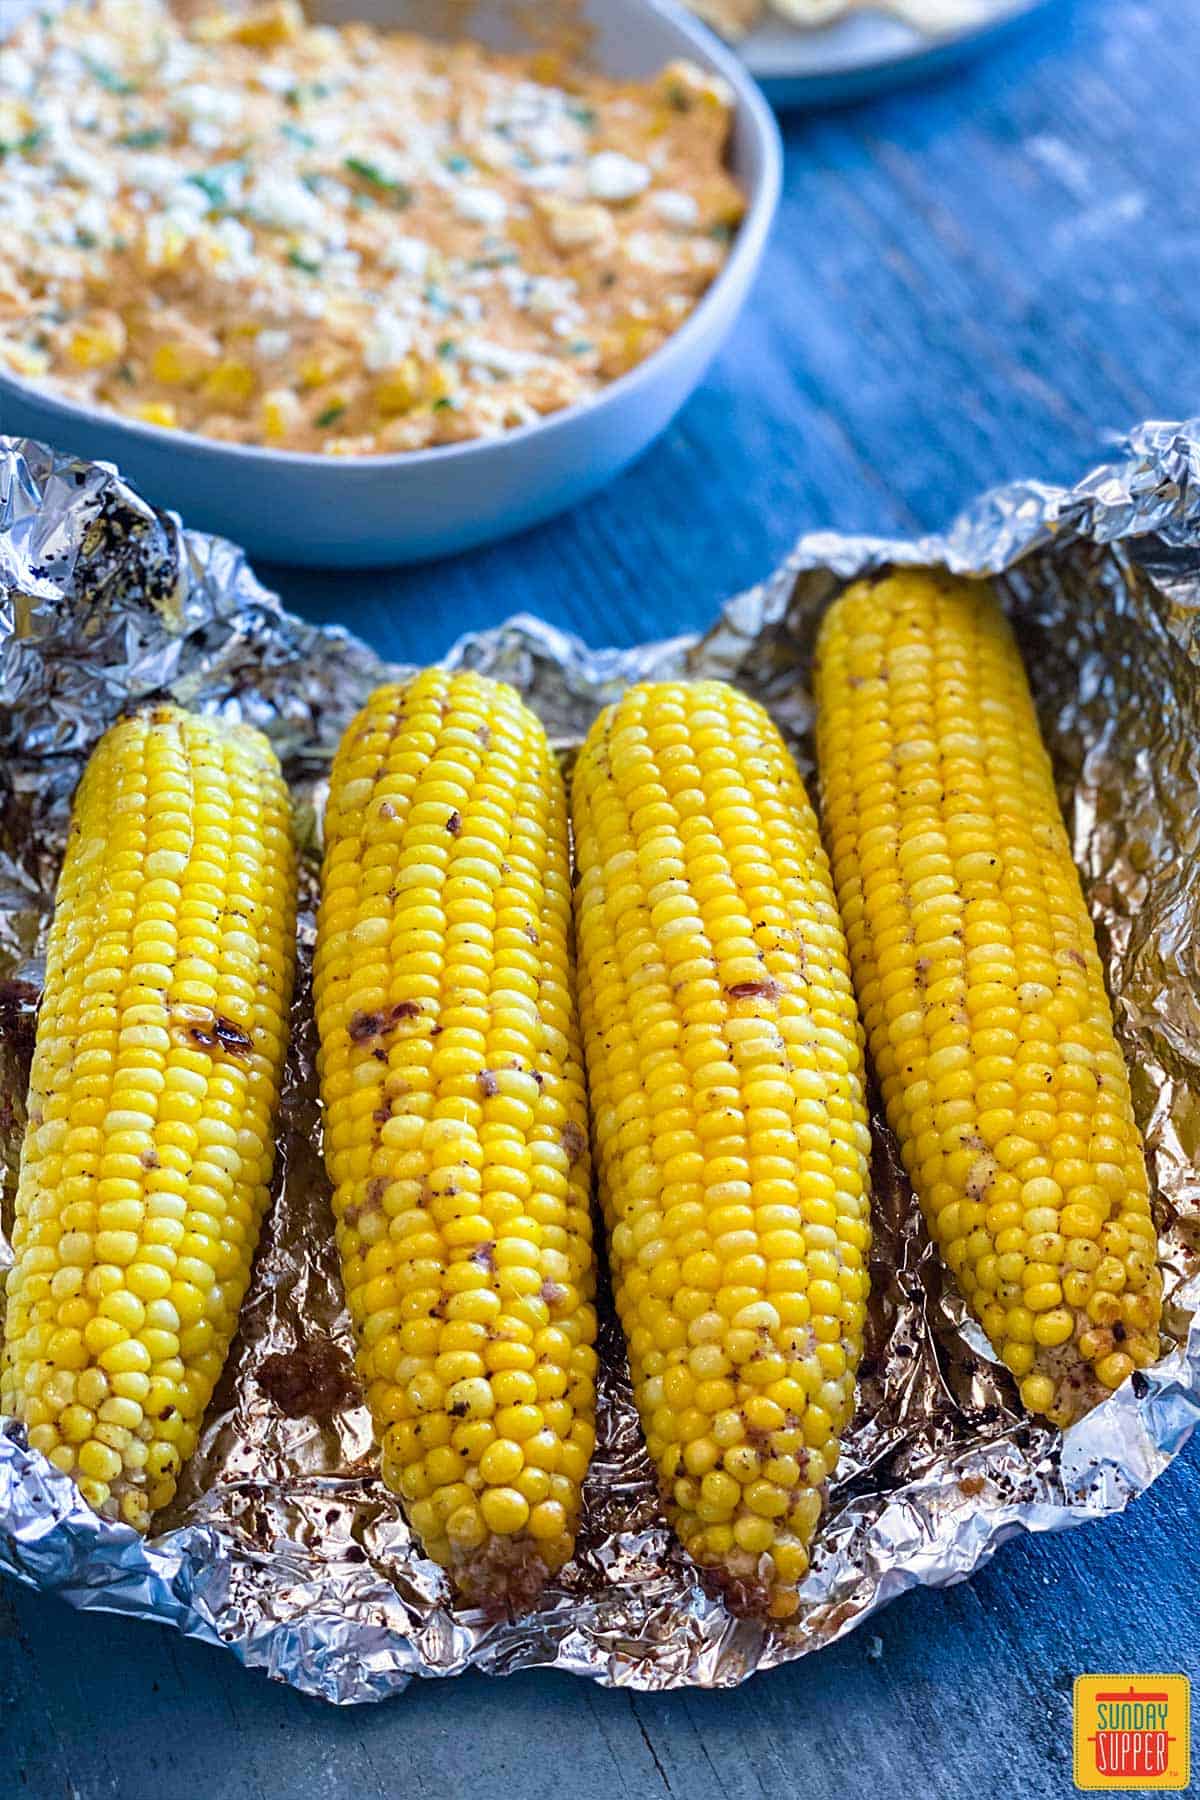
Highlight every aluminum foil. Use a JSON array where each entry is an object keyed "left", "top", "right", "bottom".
[{"left": 1, "top": 422, "right": 1198, "bottom": 1703}]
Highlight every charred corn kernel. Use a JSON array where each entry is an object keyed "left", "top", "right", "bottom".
[
  {"left": 68, "top": 318, "right": 126, "bottom": 370},
  {"left": 314, "top": 671, "right": 597, "bottom": 1610},
  {"left": 0, "top": 706, "right": 297, "bottom": 1529},
  {"left": 202, "top": 359, "right": 256, "bottom": 406},
  {"left": 814, "top": 573, "right": 1163, "bottom": 1427},
  {"left": 133, "top": 402, "right": 178, "bottom": 429},
  {"left": 573, "top": 681, "right": 871, "bottom": 1622}
]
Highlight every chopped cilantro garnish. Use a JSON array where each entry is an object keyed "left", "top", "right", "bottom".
[
  {"left": 186, "top": 159, "right": 245, "bottom": 212},
  {"left": 287, "top": 248, "right": 321, "bottom": 273},
  {"left": 75, "top": 227, "right": 98, "bottom": 248},
  {"left": 468, "top": 249, "right": 518, "bottom": 269},
  {"left": 436, "top": 338, "right": 457, "bottom": 358},
  {"left": 281, "top": 122, "right": 316, "bottom": 149},
  {"left": 423, "top": 283, "right": 451, "bottom": 317},
  {"left": 343, "top": 156, "right": 412, "bottom": 206},
  {"left": 708, "top": 221, "right": 734, "bottom": 242},
  {"left": 431, "top": 395, "right": 457, "bottom": 412},
  {"left": 119, "top": 127, "right": 168, "bottom": 148},
  {"left": 285, "top": 79, "right": 332, "bottom": 107},
  {"left": 664, "top": 79, "right": 691, "bottom": 112},
  {"left": 83, "top": 55, "right": 137, "bottom": 94},
  {"left": 443, "top": 152, "right": 471, "bottom": 174},
  {"left": 116, "top": 362, "right": 136, "bottom": 384},
  {"left": 567, "top": 338, "right": 594, "bottom": 355},
  {"left": 315, "top": 403, "right": 346, "bottom": 427},
  {"left": 567, "top": 103, "right": 597, "bottom": 130},
  {"left": 2, "top": 128, "right": 45, "bottom": 156}
]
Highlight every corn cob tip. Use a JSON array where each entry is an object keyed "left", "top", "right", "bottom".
[{"left": 441, "top": 1533, "right": 556, "bottom": 1617}]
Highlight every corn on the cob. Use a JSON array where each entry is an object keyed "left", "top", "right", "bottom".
[
  {"left": 572, "top": 680, "right": 872, "bottom": 1620},
  {"left": 0, "top": 705, "right": 297, "bottom": 1529},
  {"left": 313, "top": 671, "right": 597, "bottom": 1609},
  {"left": 814, "top": 572, "right": 1162, "bottom": 1426}
]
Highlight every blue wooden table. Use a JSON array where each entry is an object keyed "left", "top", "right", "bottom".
[{"left": 4, "top": 0, "right": 1199, "bottom": 1790}]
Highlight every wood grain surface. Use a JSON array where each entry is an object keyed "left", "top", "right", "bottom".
[{"left": 3, "top": 0, "right": 1199, "bottom": 1791}]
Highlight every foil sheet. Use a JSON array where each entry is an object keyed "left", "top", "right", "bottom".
[{"left": 1, "top": 422, "right": 1198, "bottom": 1703}]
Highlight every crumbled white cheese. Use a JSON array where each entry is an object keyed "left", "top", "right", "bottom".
[
  {"left": 587, "top": 151, "right": 650, "bottom": 202},
  {"left": 363, "top": 311, "right": 413, "bottom": 371},
  {"left": 209, "top": 215, "right": 257, "bottom": 275},
  {"left": 458, "top": 335, "right": 543, "bottom": 377},
  {"left": 254, "top": 64, "right": 296, "bottom": 93},
  {"left": 244, "top": 170, "right": 327, "bottom": 234},
  {"left": 54, "top": 141, "right": 119, "bottom": 194},
  {"left": 174, "top": 83, "right": 243, "bottom": 128},
  {"left": 380, "top": 234, "right": 430, "bottom": 277},
  {"left": 651, "top": 189, "right": 699, "bottom": 228},
  {"left": 256, "top": 329, "right": 292, "bottom": 359},
  {"left": 454, "top": 185, "right": 508, "bottom": 227},
  {"left": 0, "top": 49, "right": 34, "bottom": 94},
  {"left": 526, "top": 274, "right": 579, "bottom": 319}
]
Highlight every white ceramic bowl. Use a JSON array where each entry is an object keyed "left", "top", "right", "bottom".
[{"left": 0, "top": 0, "right": 780, "bottom": 566}]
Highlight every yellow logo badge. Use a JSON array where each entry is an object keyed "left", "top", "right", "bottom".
[{"left": 1074, "top": 1676, "right": 1191, "bottom": 1790}]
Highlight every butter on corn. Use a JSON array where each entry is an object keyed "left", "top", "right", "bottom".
[
  {"left": 572, "top": 680, "right": 872, "bottom": 1620},
  {"left": 313, "top": 671, "right": 598, "bottom": 1610},
  {"left": 0, "top": 705, "right": 297, "bottom": 1529},
  {"left": 814, "top": 572, "right": 1162, "bottom": 1426}
]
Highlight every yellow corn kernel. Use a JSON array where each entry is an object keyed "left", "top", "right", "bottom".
[
  {"left": 150, "top": 342, "right": 212, "bottom": 386},
  {"left": 232, "top": 0, "right": 303, "bottom": 43},
  {"left": 202, "top": 360, "right": 256, "bottom": 406},
  {"left": 0, "top": 707, "right": 298, "bottom": 1530},
  {"left": 3, "top": 341, "right": 50, "bottom": 378},
  {"left": 573, "top": 680, "right": 871, "bottom": 1621},
  {"left": 132, "top": 402, "right": 178, "bottom": 429},
  {"left": 314, "top": 672, "right": 597, "bottom": 1611},
  {"left": 261, "top": 388, "right": 304, "bottom": 442},
  {"left": 68, "top": 316, "right": 127, "bottom": 370},
  {"left": 374, "top": 357, "right": 422, "bottom": 418},
  {"left": 298, "top": 351, "right": 346, "bottom": 389},
  {"left": 813, "top": 573, "right": 1162, "bottom": 1428}
]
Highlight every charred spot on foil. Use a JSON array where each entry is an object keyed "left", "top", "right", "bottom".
[
  {"left": 725, "top": 980, "right": 782, "bottom": 1003},
  {"left": 343, "top": 1544, "right": 367, "bottom": 1565},
  {"left": 258, "top": 1339, "right": 358, "bottom": 1420},
  {"left": 958, "top": 1475, "right": 986, "bottom": 1498},
  {"left": 478, "top": 1070, "right": 499, "bottom": 1097},
  {"left": 0, "top": 978, "right": 40, "bottom": 1050},
  {"left": 446, "top": 809, "right": 462, "bottom": 836}
]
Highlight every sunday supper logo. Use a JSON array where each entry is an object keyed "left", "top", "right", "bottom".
[{"left": 1073, "top": 1676, "right": 1191, "bottom": 1790}]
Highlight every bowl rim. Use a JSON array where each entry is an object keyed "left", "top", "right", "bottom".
[{"left": 0, "top": 0, "right": 782, "bottom": 480}]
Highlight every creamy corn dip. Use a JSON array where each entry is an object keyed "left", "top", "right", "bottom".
[{"left": 0, "top": 0, "right": 745, "bottom": 454}]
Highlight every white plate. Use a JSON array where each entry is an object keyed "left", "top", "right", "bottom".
[
  {"left": 0, "top": 0, "right": 780, "bottom": 567},
  {"left": 738, "top": 0, "right": 1051, "bottom": 106}
]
